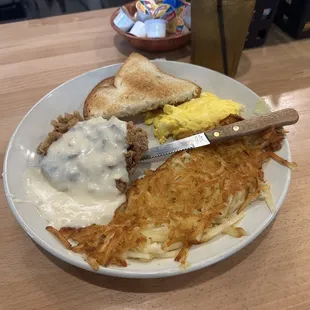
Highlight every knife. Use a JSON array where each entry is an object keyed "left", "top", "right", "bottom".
[{"left": 141, "top": 108, "right": 299, "bottom": 161}]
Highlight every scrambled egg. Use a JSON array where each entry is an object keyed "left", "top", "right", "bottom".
[{"left": 145, "top": 92, "right": 243, "bottom": 143}]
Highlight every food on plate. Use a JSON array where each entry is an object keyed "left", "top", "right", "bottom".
[
  {"left": 37, "top": 111, "right": 148, "bottom": 176},
  {"left": 83, "top": 53, "right": 201, "bottom": 119},
  {"left": 37, "top": 111, "right": 84, "bottom": 155},
  {"left": 47, "top": 115, "right": 296, "bottom": 270},
  {"left": 28, "top": 55, "right": 295, "bottom": 270},
  {"left": 145, "top": 92, "right": 243, "bottom": 143},
  {"left": 26, "top": 112, "right": 148, "bottom": 228},
  {"left": 40, "top": 116, "right": 130, "bottom": 196},
  {"left": 125, "top": 121, "right": 149, "bottom": 175}
]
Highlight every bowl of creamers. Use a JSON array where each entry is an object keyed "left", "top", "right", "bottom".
[{"left": 110, "top": 0, "right": 191, "bottom": 52}]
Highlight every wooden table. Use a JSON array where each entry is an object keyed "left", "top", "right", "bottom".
[{"left": 1, "top": 9, "right": 310, "bottom": 310}]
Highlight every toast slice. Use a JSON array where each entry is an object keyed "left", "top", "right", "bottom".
[{"left": 83, "top": 53, "right": 202, "bottom": 119}]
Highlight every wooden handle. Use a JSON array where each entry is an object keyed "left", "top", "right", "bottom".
[{"left": 205, "top": 108, "right": 299, "bottom": 143}]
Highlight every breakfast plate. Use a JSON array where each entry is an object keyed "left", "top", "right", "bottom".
[{"left": 3, "top": 60, "right": 292, "bottom": 278}]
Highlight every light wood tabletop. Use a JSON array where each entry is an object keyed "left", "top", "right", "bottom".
[{"left": 1, "top": 8, "right": 310, "bottom": 310}]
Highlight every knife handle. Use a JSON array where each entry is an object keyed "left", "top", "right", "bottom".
[{"left": 204, "top": 108, "right": 299, "bottom": 143}]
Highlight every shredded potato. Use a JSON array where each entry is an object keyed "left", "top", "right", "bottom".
[
  {"left": 47, "top": 116, "right": 296, "bottom": 270},
  {"left": 224, "top": 226, "right": 248, "bottom": 238}
]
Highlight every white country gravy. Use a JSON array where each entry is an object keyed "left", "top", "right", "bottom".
[{"left": 24, "top": 116, "right": 129, "bottom": 229}]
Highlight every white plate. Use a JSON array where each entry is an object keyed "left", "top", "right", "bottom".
[{"left": 3, "top": 60, "right": 292, "bottom": 278}]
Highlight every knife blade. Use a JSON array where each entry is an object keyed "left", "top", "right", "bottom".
[
  {"left": 141, "top": 133, "right": 210, "bottom": 161},
  {"left": 141, "top": 108, "right": 299, "bottom": 161}
]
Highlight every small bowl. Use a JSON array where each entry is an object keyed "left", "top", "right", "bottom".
[{"left": 110, "top": 1, "right": 191, "bottom": 52}]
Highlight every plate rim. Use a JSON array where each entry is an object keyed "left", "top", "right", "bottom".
[{"left": 3, "top": 60, "right": 292, "bottom": 278}]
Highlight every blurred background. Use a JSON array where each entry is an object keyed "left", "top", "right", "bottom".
[
  {"left": 0, "top": 0, "right": 130, "bottom": 21},
  {"left": 0, "top": 0, "right": 309, "bottom": 48}
]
